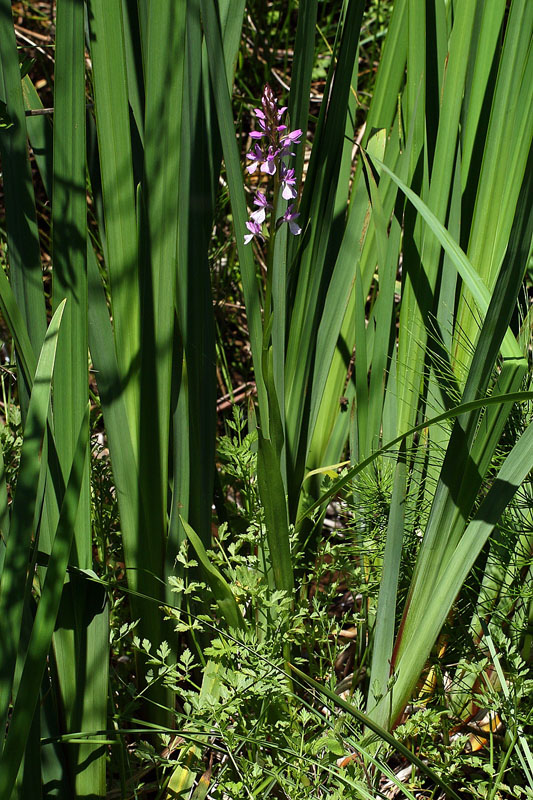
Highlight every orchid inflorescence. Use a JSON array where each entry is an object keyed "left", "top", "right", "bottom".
[{"left": 244, "top": 84, "right": 302, "bottom": 245}]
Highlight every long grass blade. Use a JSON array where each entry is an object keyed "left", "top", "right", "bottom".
[
  {"left": 0, "top": 404, "right": 90, "bottom": 799},
  {"left": 51, "top": 1, "right": 107, "bottom": 792},
  {"left": 0, "top": 0, "right": 46, "bottom": 366},
  {"left": 87, "top": 0, "right": 140, "bottom": 452},
  {"left": 0, "top": 301, "right": 65, "bottom": 743}
]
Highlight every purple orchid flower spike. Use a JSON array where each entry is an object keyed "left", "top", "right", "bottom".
[
  {"left": 243, "top": 84, "right": 304, "bottom": 243},
  {"left": 250, "top": 192, "right": 272, "bottom": 224},
  {"left": 278, "top": 204, "right": 301, "bottom": 236},
  {"left": 244, "top": 219, "right": 264, "bottom": 245}
]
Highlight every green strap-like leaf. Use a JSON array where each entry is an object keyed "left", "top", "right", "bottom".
[
  {"left": 0, "top": 301, "right": 65, "bottom": 744},
  {"left": 367, "top": 153, "right": 523, "bottom": 362},
  {"left": 0, "top": 404, "right": 90, "bottom": 798}
]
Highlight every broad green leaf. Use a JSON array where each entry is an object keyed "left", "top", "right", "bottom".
[{"left": 88, "top": 0, "right": 141, "bottom": 451}]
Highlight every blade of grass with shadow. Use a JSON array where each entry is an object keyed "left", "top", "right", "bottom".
[
  {"left": 0, "top": 404, "right": 90, "bottom": 799},
  {"left": 50, "top": 1, "right": 107, "bottom": 792},
  {"left": 87, "top": 0, "right": 141, "bottom": 455},
  {"left": 0, "top": 0, "right": 46, "bottom": 374},
  {"left": 0, "top": 300, "right": 65, "bottom": 745},
  {"left": 169, "top": 0, "right": 227, "bottom": 572}
]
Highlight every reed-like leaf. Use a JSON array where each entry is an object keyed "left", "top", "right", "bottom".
[
  {"left": 0, "top": 404, "right": 89, "bottom": 799},
  {"left": 87, "top": 0, "right": 141, "bottom": 452},
  {"left": 50, "top": 1, "right": 107, "bottom": 792},
  {"left": 0, "top": 301, "right": 65, "bottom": 744},
  {"left": 0, "top": 0, "right": 46, "bottom": 369},
  {"left": 367, "top": 443, "right": 407, "bottom": 728}
]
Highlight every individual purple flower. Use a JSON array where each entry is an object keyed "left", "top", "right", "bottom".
[
  {"left": 250, "top": 191, "right": 271, "bottom": 224},
  {"left": 280, "top": 166, "right": 297, "bottom": 200},
  {"left": 279, "top": 130, "right": 302, "bottom": 159},
  {"left": 246, "top": 143, "right": 264, "bottom": 174},
  {"left": 250, "top": 109, "right": 267, "bottom": 139},
  {"left": 278, "top": 204, "right": 301, "bottom": 236},
  {"left": 281, "top": 129, "right": 302, "bottom": 146},
  {"left": 244, "top": 219, "right": 264, "bottom": 245},
  {"left": 260, "top": 146, "right": 279, "bottom": 175},
  {"left": 253, "top": 108, "right": 267, "bottom": 129}
]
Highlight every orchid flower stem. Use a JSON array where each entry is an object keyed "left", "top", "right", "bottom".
[{"left": 263, "top": 173, "right": 280, "bottom": 345}]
